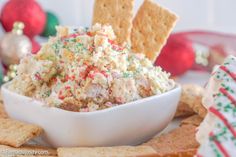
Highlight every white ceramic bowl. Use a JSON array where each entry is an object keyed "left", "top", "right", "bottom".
[{"left": 1, "top": 83, "right": 181, "bottom": 148}]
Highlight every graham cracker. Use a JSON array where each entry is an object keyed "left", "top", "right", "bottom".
[
  {"left": 131, "top": 0, "right": 178, "bottom": 62},
  {"left": 92, "top": 0, "right": 134, "bottom": 45},
  {"left": 0, "top": 144, "right": 57, "bottom": 157},
  {"left": 57, "top": 146, "right": 157, "bottom": 157},
  {"left": 0, "top": 103, "right": 8, "bottom": 119},
  {"left": 143, "top": 125, "right": 199, "bottom": 156},
  {"left": 0, "top": 119, "right": 43, "bottom": 147},
  {"left": 174, "top": 102, "right": 195, "bottom": 118},
  {"left": 16, "top": 156, "right": 57, "bottom": 157},
  {"left": 181, "top": 84, "right": 207, "bottom": 118},
  {"left": 180, "top": 115, "right": 203, "bottom": 127}
]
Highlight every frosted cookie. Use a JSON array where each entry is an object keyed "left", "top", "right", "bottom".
[{"left": 196, "top": 55, "right": 236, "bottom": 156}]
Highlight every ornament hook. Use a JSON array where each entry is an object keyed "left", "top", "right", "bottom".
[{"left": 12, "top": 21, "right": 25, "bottom": 35}]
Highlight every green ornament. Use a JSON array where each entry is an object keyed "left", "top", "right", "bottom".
[{"left": 41, "top": 11, "right": 59, "bottom": 37}]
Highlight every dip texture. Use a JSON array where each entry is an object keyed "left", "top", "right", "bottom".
[{"left": 9, "top": 24, "right": 175, "bottom": 112}]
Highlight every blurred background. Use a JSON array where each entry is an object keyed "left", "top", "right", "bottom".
[
  {"left": 0, "top": 0, "right": 236, "bottom": 33},
  {"left": 0, "top": 0, "right": 236, "bottom": 84}
]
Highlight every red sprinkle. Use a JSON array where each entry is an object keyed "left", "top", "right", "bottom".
[
  {"left": 65, "top": 86, "right": 71, "bottom": 90},
  {"left": 88, "top": 46, "right": 94, "bottom": 52},
  {"left": 209, "top": 132, "right": 230, "bottom": 157},
  {"left": 65, "top": 75, "right": 70, "bottom": 81},
  {"left": 80, "top": 108, "right": 89, "bottom": 112},
  {"left": 87, "top": 70, "right": 108, "bottom": 79},
  {"left": 219, "top": 87, "right": 236, "bottom": 107},
  {"left": 115, "top": 97, "right": 123, "bottom": 104},
  {"left": 51, "top": 77, "right": 57, "bottom": 83},
  {"left": 108, "top": 89, "right": 112, "bottom": 94},
  {"left": 108, "top": 39, "right": 114, "bottom": 44},
  {"left": 220, "top": 65, "right": 236, "bottom": 81},
  {"left": 71, "top": 75, "right": 75, "bottom": 81},
  {"left": 209, "top": 107, "right": 236, "bottom": 138},
  {"left": 87, "top": 32, "right": 93, "bottom": 37},
  {"left": 101, "top": 70, "right": 108, "bottom": 78},
  {"left": 34, "top": 73, "right": 42, "bottom": 80},
  {"left": 108, "top": 39, "right": 124, "bottom": 51},
  {"left": 81, "top": 65, "right": 94, "bottom": 79},
  {"left": 112, "top": 45, "right": 124, "bottom": 51},
  {"left": 87, "top": 72, "right": 96, "bottom": 79},
  {"left": 58, "top": 91, "right": 65, "bottom": 100},
  {"left": 66, "top": 33, "right": 79, "bottom": 38}
]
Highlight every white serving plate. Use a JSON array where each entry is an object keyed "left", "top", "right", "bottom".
[{"left": 1, "top": 83, "right": 181, "bottom": 148}]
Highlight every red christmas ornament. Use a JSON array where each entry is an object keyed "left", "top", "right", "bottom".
[
  {"left": 1, "top": 0, "right": 46, "bottom": 53},
  {"left": 1, "top": 0, "right": 46, "bottom": 38},
  {"left": 155, "top": 34, "right": 195, "bottom": 76}
]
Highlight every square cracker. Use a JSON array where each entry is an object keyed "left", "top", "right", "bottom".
[
  {"left": 57, "top": 146, "right": 157, "bottom": 157},
  {"left": 0, "top": 119, "right": 43, "bottom": 147},
  {"left": 143, "top": 125, "right": 199, "bottom": 156},
  {"left": 131, "top": 0, "right": 178, "bottom": 62},
  {"left": 0, "top": 144, "right": 57, "bottom": 156},
  {"left": 92, "top": 0, "right": 134, "bottom": 45}
]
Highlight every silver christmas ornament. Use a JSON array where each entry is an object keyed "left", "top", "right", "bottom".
[{"left": 0, "top": 22, "right": 32, "bottom": 66}]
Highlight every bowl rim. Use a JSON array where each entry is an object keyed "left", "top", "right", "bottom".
[{"left": 1, "top": 82, "right": 181, "bottom": 116}]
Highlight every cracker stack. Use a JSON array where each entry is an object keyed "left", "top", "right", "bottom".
[
  {"left": 131, "top": 0, "right": 178, "bottom": 62},
  {"left": 93, "top": 0, "right": 134, "bottom": 45}
]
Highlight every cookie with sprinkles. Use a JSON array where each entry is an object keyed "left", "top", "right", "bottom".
[{"left": 196, "top": 55, "right": 236, "bottom": 157}]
